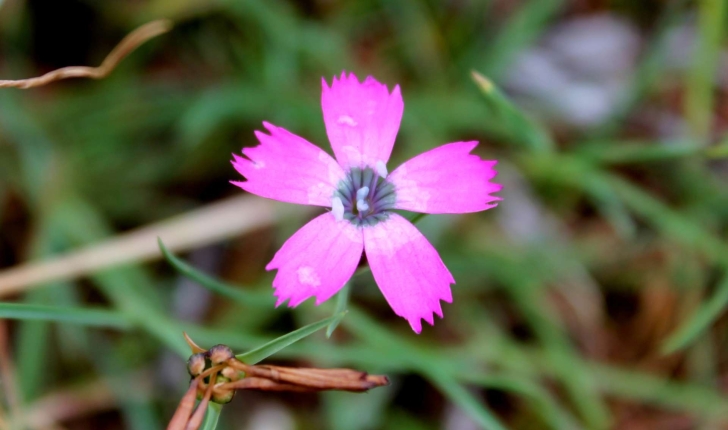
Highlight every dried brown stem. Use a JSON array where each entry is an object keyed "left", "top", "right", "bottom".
[
  {"left": 0, "top": 411, "right": 8, "bottom": 430},
  {"left": 20, "top": 378, "right": 129, "bottom": 428},
  {"left": 0, "top": 20, "right": 172, "bottom": 89},
  {"left": 166, "top": 381, "right": 198, "bottom": 430},
  {"left": 185, "top": 372, "right": 216, "bottom": 430},
  {"left": 167, "top": 338, "right": 390, "bottom": 429},
  {"left": 227, "top": 360, "right": 389, "bottom": 392},
  {"left": 264, "top": 367, "right": 388, "bottom": 392},
  {"left": 219, "top": 377, "right": 317, "bottom": 393},
  {"left": 0, "top": 196, "right": 283, "bottom": 296},
  {"left": 196, "top": 364, "right": 226, "bottom": 383}
]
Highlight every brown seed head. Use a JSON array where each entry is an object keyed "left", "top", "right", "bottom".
[
  {"left": 221, "top": 366, "right": 240, "bottom": 381},
  {"left": 212, "top": 374, "right": 235, "bottom": 404},
  {"left": 187, "top": 353, "right": 207, "bottom": 377},
  {"left": 208, "top": 344, "right": 234, "bottom": 365}
]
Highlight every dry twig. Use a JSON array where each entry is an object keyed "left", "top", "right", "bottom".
[
  {"left": 15, "top": 373, "right": 152, "bottom": 429},
  {"left": 0, "top": 196, "right": 288, "bottom": 296},
  {"left": 0, "top": 20, "right": 172, "bottom": 89}
]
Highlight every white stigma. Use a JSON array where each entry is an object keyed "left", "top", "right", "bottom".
[
  {"left": 356, "top": 186, "right": 370, "bottom": 201},
  {"left": 375, "top": 160, "right": 388, "bottom": 178},
  {"left": 332, "top": 197, "right": 344, "bottom": 221},
  {"left": 357, "top": 199, "right": 370, "bottom": 212}
]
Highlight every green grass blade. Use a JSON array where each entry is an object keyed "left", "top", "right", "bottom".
[
  {"left": 685, "top": 0, "right": 725, "bottom": 143},
  {"left": 16, "top": 290, "right": 54, "bottom": 403},
  {"left": 471, "top": 71, "right": 553, "bottom": 152},
  {"left": 607, "top": 175, "right": 728, "bottom": 266},
  {"left": 578, "top": 141, "right": 699, "bottom": 164},
  {"left": 526, "top": 154, "right": 728, "bottom": 266},
  {"left": 57, "top": 198, "right": 190, "bottom": 356},
  {"left": 322, "top": 387, "right": 393, "bottom": 430},
  {"left": 428, "top": 370, "right": 507, "bottom": 430},
  {"left": 592, "top": 362, "right": 728, "bottom": 421},
  {"left": 662, "top": 272, "right": 728, "bottom": 354},
  {"left": 509, "top": 286, "right": 610, "bottom": 428},
  {"left": 342, "top": 306, "right": 515, "bottom": 429},
  {"left": 592, "top": 0, "right": 688, "bottom": 138},
  {"left": 236, "top": 312, "right": 347, "bottom": 364},
  {"left": 380, "top": 0, "right": 444, "bottom": 79},
  {"left": 0, "top": 302, "right": 132, "bottom": 329},
  {"left": 92, "top": 269, "right": 190, "bottom": 357},
  {"left": 464, "top": 374, "right": 581, "bottom": 430},
  {"left": 478, "top": 0, "right": 564, "bottom": 79},
  {"left": 158, "top": 238, "right": 272, "bottom": 306}
]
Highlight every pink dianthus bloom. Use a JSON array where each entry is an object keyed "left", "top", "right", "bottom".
[{"left": 231, "top": 72, "right": 501, "bottom": 333}]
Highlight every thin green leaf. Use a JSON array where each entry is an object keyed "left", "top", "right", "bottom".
[
  {"left": 662, "top": 272, "right": 728, "bottom": 354},
  {"left": 199, "top": 403, "right": 222, "bottom": 430},
  {"left": 326, "top": 283, "right": 350, "bottom": 338},
  {"left": 158, "top": 238, "right": 273, "bottom": 306},
  {"left": 236, "top": 312, "right": 346, "bottom": 364},
  {"left": 408, "top": 212, "right": 427, "bottom": 224},
  {"left": 0, "top": 302, "right": 132, "bottom": 329}
]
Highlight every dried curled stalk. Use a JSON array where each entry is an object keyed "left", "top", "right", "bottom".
[
  {"left": 0, "top": 19, "right": 172, "bottom": 89},
  {"left": 167, "top": 335, "right": 389, "bottom": 430}
]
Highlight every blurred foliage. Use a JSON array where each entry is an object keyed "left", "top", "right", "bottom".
[{"left": 1, "top": 0, "right": 728, "bottom": 429}]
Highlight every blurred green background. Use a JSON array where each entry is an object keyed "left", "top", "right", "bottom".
[{"left": 2, "top": 0, "right": 728, "bottom": 429}]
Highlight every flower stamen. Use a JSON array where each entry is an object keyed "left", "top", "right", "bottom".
[
  {"left": 356, "top": 199, "right": 370, "bottom": 212},
  {"left": 355, "top": 186, "right": 370, "bottom": 201},
  {"left": 375, "top": 160, "right": 388, "bottom": 178},
  {"left": 333, "top": 167, "right": 396, "bottom": 227},
  {"left": 332, "top": 197, "right": 345, "bottom": 221}
]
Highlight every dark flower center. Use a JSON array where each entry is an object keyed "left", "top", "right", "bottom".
[{"left": 333, "top": 167, "right": 396, "bottom": 227}]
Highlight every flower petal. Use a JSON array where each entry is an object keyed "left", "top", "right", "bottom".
[
  {"left": 231, "top": 122, "right": 346, "bottom": 207},
  {"left": 267, "top": 212, "right": 364, "bottom": 307},
  {"left": 363, "top": 213, "right": 454, "bottom": 333},
  {"left": 388, "top": 141, "right": 502, "bottom": 214},
  {"left": 321, "top": 72, "right": 403, "bottom": 170}
]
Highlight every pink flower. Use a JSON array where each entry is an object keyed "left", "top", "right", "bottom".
[{"left": 231, "top": 72, "right": 501, "bottom": 333}]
